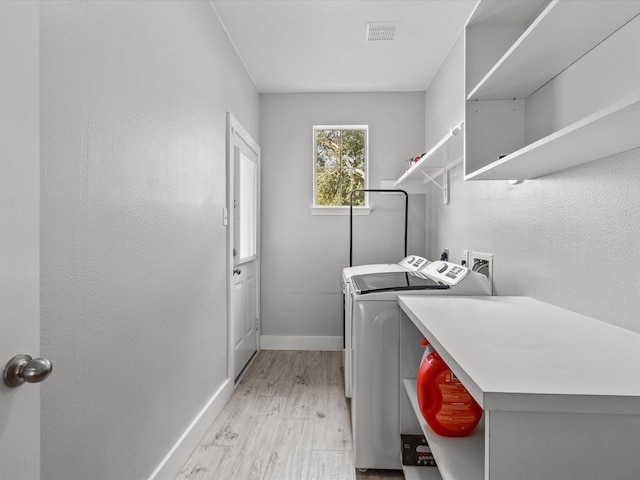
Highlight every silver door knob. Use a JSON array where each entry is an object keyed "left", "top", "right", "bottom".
[{"left": 3, "top": 354, "right": 52, "bottom": 388}]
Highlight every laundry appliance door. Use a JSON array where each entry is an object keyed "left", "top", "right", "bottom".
[{"left": 352, "top": 271, "right": 447, "bottom": 294}]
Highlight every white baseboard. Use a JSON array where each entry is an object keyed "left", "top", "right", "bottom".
[
  {"left": 148, "top": 378, "right": 234, "bottom": 480},
  {"left": 260, "top": 335, "right": 342, "bottom": 351}
]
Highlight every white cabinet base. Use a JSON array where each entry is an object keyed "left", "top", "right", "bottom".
[
  {"left": 399, "top": 296, "right": 640, "bottom": 480},
  {"left": 486, "top": 410, "right": 640, "bottom": 480}
]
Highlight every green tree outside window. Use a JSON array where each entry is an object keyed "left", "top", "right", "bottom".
[{"left": 314, "top": 126, "right": 367, "bottom": 207}]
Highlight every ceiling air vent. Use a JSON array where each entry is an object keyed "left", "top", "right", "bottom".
[{"left": 365, "top": 22, "right": 400, "bottom": 42}]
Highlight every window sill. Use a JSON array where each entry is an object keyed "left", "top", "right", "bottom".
[{"left": 310, "top": 207, "right": 372, "bottom": 216}]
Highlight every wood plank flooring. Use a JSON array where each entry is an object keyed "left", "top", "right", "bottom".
[{"left": 176, "top": 350, "right": 405, "bottom": 480}]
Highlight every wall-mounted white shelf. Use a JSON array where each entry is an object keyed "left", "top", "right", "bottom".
[
  {"left": 464, "top": 0, "right": 640, "bottom": 181},
  {"left": 467, "top": 0, "right": 640, "bottom": 101},
  {"left": 395, "top": 122, "right": 463, "bottom": 186},
  {"left": 394, "top": 122, "right": 463, "bottom": 203},
  {"left": 399, "top": 295, "right": 640, "bottom": 480},
  {"left": 466, "top": 93, "right": 640, "bottom": 180}
]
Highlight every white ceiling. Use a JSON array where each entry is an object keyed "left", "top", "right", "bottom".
[{"left": 211, "top": 0, "right": 478, "bottom": 93}]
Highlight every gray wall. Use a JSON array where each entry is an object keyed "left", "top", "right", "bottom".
[
  {"left": 428, "top": 154, "right": 640, "bottom": 333},
  {"left": 425, "top": 33, "right": 640, "bottom": 333},
  {"left": 260, "top": 92, "right": 425, "bottom": 345},
  {"left": 40, "top": 2, "right": 259, "bottom": 479}
]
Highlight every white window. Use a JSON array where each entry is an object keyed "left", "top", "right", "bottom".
[
  {"left": 313, "top": 125, "right": 368, "bottom": 210},
  {"left": 235, "top": 150, "right": 258, "bottom": 262}
]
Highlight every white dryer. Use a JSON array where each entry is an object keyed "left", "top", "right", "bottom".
[
  {"left": 348, "top": 260, "right": 490, "bottom": 471},
  {"left": 342, "top": 255, "right": 428, "bottom": 398}
]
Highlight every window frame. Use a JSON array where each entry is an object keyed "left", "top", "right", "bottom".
[{"left": 312, "top": 125, "right": 370, "bottom": 215}]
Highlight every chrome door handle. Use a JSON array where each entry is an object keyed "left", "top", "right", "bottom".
[
  {"left": 3, "top": 354, "right": 53, "bottom": 388},
  {"left": 233, "top": 267, "right": 242, "bottom": 275}
]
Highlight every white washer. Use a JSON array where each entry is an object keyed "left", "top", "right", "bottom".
[
  {"left": 348, "top": 260, "right": 490, "bottom": 471},
  {"left": 342, "top": 255, "right": 428, "bottom": 398}
]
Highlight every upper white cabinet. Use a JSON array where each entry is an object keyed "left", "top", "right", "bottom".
[{"left": 464, "top": 0, "right": 640, "bottom": 181}]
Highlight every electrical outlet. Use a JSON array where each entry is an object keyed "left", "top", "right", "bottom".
[
  {"left": 462, "top": 249, "right": 469, "bottom": 267},
  {"left": 471, "top": 251, "right": 493, "bottom": 295},
  {"left": 441, "top": 249, "right": 449, "bottom": 261}
]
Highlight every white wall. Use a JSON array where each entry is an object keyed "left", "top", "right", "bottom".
[
  {"left": 425, "top": 32, "right": 640, "bottom": 333},
  {"left": 260, "top": 92, "right": 425, "bottom": 349},
  {"left": 429, "top": 153, "right": 640, "bottom": 332},
  {"left": 40, "top": 1, "right": 259, "bottom": 479},
  {"left": 424, "top": 34, "right": 464, "bottom": 154}
]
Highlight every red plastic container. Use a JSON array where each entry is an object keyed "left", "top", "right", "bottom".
[{"left": 416, "top": 341, "right": 482, "bottom": 437}]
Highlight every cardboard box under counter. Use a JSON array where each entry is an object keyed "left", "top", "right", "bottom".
[{"left": 401, "top": 434, "right": 437, "bottom": 467}]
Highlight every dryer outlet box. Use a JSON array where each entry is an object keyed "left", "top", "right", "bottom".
[{"left": 471, "top": 251, "right": 493, "bottom": 295}]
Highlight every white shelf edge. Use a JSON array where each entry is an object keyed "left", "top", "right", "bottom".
[
  {"left": 466, "top": 0, "right": 546, "bottom": 28},
  {"left": 465, "top": 93, "right": 640, "bottom": 181},
  {"left": 467, "top": 1, "right": 640, "bottom": 101},
  {"left": 394, "top": 122, "right": 463, "bottom": 189},
  {"left": 402, "top": 464, "right": 443, "bottom": 480},
  {"left": 403, "top": 379, "right": 484, "bottom": 480}
]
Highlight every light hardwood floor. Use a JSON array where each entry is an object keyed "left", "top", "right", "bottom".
[{"left": 176, "top": 350, "right": 405, "bottom": 480}]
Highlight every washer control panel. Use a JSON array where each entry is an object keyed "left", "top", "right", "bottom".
[
  {"left": 420, "top": 261, "right": 468, "bottom": 285},
  {"left": 398, "top": 255, "right": 429, "bottom": 271}
]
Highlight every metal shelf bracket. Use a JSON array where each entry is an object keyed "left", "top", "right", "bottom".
[{"left": 417, "top": 168, "right": 450, "bottom": 205}]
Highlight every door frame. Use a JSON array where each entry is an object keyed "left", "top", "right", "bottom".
[{"left": 226, "top": 112, "right": 261, "bottom": 382}]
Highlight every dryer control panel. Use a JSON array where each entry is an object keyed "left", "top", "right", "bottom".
[
  {"left": 398, "top": 255, "right": 429, "bottom": 271},
  {"left": 420, "top": 261, "right": 468, "bottom": 286}
]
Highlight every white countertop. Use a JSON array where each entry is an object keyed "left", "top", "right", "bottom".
[{"left": 398, "top": 296, "right": 640, "bottom": 414}]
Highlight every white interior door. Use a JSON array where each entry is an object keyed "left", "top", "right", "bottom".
[
  {"left": 227, "top": 114, "right": 260, "bottom": 381},
  {"left": 0, "top": 2, "right": 43, "bottom": 478}
]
